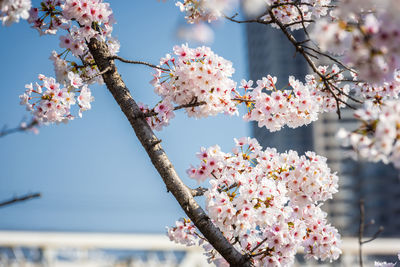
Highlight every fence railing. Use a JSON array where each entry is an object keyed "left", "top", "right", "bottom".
[{"left": 0, "top": 231, "right": 399, "bottom": 266}]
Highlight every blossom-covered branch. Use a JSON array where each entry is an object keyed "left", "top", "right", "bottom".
[
  {"left": 170, "top": 137, "right": 341, "bottom": 265},
  {"left": 87, "top": 37, "right": 252, "bottom": 267},
  {"left": 5, "top": 0, "right": 400, "bottom": 266}
]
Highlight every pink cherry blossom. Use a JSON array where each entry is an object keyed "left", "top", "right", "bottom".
[
  {"left": 169, "top": 137, "right": 341, "bottom": 266},
  {"left": 0, "top": 0, "right": 31, "bottom": 26}
]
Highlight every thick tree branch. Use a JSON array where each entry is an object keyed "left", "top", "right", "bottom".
[
  {"left": 0, "top": 193, "right": 41, "bottom": 208},
  {"left": 87, "top": 38, "right": 251, "bottom": 267}
]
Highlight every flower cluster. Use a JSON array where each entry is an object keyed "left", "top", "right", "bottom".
[
  {"left": 312, "top": 0, "right": 400, "bottom": 85},
  {"left": 175, "top": 0, "right": 237, "bottom": 23},
  {"left": 305, "top": 64, "right": 351, "bottom": 113},
  {"left": 337, "top": 100, "right": 400, "bottom": 169},
  {"left": 0, "top": 0, "right": 31, "bottom": 26},
  {"left": 167, "top": 218, "right": 199, "bottom": 246},
  {"left": 18, "top": 0, "right": 119, "bottom": 126},
  {"left": 138, "top": 100, "right": 175, "bottom": 131},
  {"left": 151, "top": 44, "right": 238, "bottom": 121},
  {"left": 63, "top": 0, "right": 112, "bottom": 28},
  {"left": 175, "top": 0, "right": 332, "bottom": 29},
  {"left": 170, "top": 137, "right": 341, "bottom": 266},
  {"left": 49, "top": 51, "right": 100, "bottom": 86},
  {"left": 28, "top": 0, "right": 114, "bottom": 36},
  {"left": 355, "top": 70, "right": 400, "bottom": 100},
  {"left": 240, "top": 76, "right": 322, "bottom": 132},
  {"left": 238, "top": 64, "right": 351, "bottom": 132},
  {"left": 28, "top": 0, "right": 118, "bottom": 85},
  {"left": 19, "top": 73, "right": 94, "bottom": 124},
  {"left": 28, "top": 0, "right": 66, "bottom": 35},
  {"left": 259, "top": 0, "right": 332, "bottom": 31}
]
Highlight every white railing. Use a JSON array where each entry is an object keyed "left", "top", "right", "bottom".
[{"left": 0, "top": 231, "right": 399, "bottom": 267}]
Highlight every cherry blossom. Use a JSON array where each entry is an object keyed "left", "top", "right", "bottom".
[
  {"left": 19, "top": 74, "right": 94, "bottom": 124},
  {"left": 167, "top": 218, "right": 200, "bottom": 246},
  {"left": 11, "top": 1, "right": 400, "bottom": 265},
  {"left": 0, "top": 0, "right": 31, "bottom": 26},
  {"left": 312, "top": 0, "right": 400, "bottom": 85},
  {"left": 170, "top": 137, "right": 341, "bottom": 266},
  {"left": 175, "top": 0, "right": 333, "bottom": 30},
  {"left": 238, "top": 64, "right": 352, "bottom": 133},
  {"left": 337, "top": 100, "right": 400, "bottom": 169},
  {"left": 27, "top": 0, "right": 67, "bottom": 35},
  {"left": 241, "top": 75, "right": 322, "bottom": 132},
  {"left": 138, "top": 101, "right": 175, "bottom": 131},
  {"left": 305, "top": 64, "right": 351, "bottom": 113},
  {"left": 259, "top": 0, "right": 333, "bottom": 31},
  {"left": 151, "top": 44, "right": 238, "bottom": 119},
  {"left": 354, "top": 70, "right": 400, "bottom": 100},
  {"left": 175, "top": 0, "right": 237, "bottom": 23}
]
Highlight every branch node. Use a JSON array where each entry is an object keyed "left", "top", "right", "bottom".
[
  {"left": 150, "top": 139, "right": 162, "bottom": 147},
  {"left": 190, "top": 186, "right": 208, "bottom": 197}
]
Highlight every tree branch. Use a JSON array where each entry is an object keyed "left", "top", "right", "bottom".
[
  {"left": 87, "top": 38, "right": 251, "bottom": 267},
  {"left": 361, "top": 226, "right": 384, "bottom": 245},
  {"left": 267, "top": 7, "right": 348, "bottom": 118},
  {"left": 224, "top": 14, "right": 268, "bottom": 24},
  {"left": 0, "top": 193, "right": 41, "bottom": 208},
  {"left": 0, "top": 119, "right": 38, "bottom": 138},
  {"left": 358, "top": 199, "right": 365, "bottom": 267},
  {"left": 84, "top": 66, "right": 112, "bottom": 82},
  {"left": 138, "top": 101, "right": 207, "bottom": 119},
  {"left": 226, "top": 4, "right": 362, "bottom": 117},
  {"left": 109, "top": 55, "right": 169, "bottom": 71},
  {"left": 190, "top": 186, "right": 208, "bottom": 197}
]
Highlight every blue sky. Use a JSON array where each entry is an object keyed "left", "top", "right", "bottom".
[{"left": 0, "top": 1, "right": 249, "bottom": 233}]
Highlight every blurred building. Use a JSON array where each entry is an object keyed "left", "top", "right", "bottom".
[{"left": 245, "top": 23, "right": 400, "bottom": 238}]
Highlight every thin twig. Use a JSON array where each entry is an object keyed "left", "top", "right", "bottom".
[
  {"left": 361, "top": 226, "right": 384, "bottom": 245},
  {"left": 0, "top": 193, "right": 41, "bottom": 208},
  {"left": 139, "top": 101, "right": 207, "bottom": 119},
  {"left": 224, "top": 14, "right": 268, "bottom": 24},
  {"left": 84, "top": 66, "right": 112, "bottom": 82},
  {"left": 359, "top": 199, "right": 365, "bottom": 267},
  {"left": 109, "top": 55, "right": 169, "bottom": 71},
  {"left": 0, "top": 119, "right": 38, "bottom": 138},
  {"left": 284, "top": 19, "right": 314, "bottom": 28},
  {"left": 232, "top": 98, "right": 254, "bottom": 103},
  {"left": 250, "top": 236, "right": 269, "bottom": 254},
  {"left": 267, "top": 7, "right": 347, "bottom": 118},
  {"left": 302, "top": 45, "right": 356, "bottom": 73}
]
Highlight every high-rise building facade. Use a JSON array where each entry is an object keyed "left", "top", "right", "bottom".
[{"left": 245, "top": 22, "right": 400, "bottom": 238}]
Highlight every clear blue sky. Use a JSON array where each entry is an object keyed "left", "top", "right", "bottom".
[{"left": 0, "top": 1, "right": 249, "bottom": 233}]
